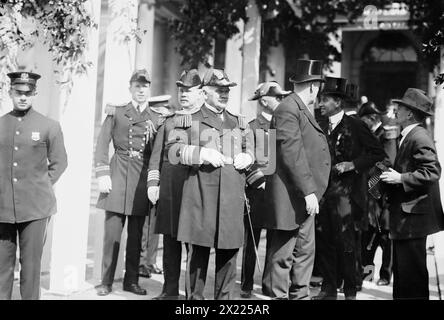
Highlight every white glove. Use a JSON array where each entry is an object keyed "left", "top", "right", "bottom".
[
  {"left": 148, "top": 186, "right": 160, "bottom": 205},
  {"left": 304, "top": 193, "right": 319, "bottom": 216},
  {"left": 98, "top": 175, "right": 112, "bottom": 193},
  {"left": 233, "top": 153, "right": 253, "bottom": 170},
  {"left": 199, "top": 147, "right": 225, "bottom": 167}
]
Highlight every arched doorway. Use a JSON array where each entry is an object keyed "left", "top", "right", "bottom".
[{"left": 360, "top": 32, "right": 419, "bottom": 110}]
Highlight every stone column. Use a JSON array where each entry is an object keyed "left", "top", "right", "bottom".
[
  {"left": 433, "top": 45, "right": 444, "bottom": 300},
  {"left": 225, "top": 21, "right": 244, "bottom": 115},
  {"left": 135, "top": 0, "right": 155, "bottom": 72},
  {"left": 240, "top": 0, "right": 261, "bottom": 121},
  {"left": 47, "top": 0, "right": 101, "bottom": 294}
]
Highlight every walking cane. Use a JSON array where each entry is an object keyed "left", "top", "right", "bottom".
[
  {"left": 244, "top": 194, "right": 262, "bottom": 273},
  {"left": 428, "top": 237, "right": 442, "bottom": 300}
]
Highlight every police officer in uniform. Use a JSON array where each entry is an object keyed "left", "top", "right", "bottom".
[
  {"left": 0, "top": 72, "right": 68, "bottom": 299},
  {"left": 168, "top": 69, "right": 255, "bottom": 300},
  {"left": 240, "top": 81, "right": 291, "bottom": 298},
  {"left": 95, "top": 70, "right": 171, "bottom": 296},
  {"left": 147, "top": 69, "right": 204, "bottom": 299}
]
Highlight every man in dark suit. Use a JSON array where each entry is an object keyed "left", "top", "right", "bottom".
[
  {"left": 381, "top": 88, "right": 444, "bottom": 299},
  {"left": 167, "top": 69, "right": 255, "bottom": 300},
  {"left": 240, "top": 81, "right": 291, "bottom": 298},
  {"left": 94, "top": 70, "right": 171, "bottom": 296},
  {"left": 359, "top": 101, "right": 397, "bottom": 286},
  {"left": 262, "top": 60, "right": 331, "bottom": 300},
  {"left": 0, "top": 72, "right": 68, "bottom": 299},
  {"left": 312, "top": 77, "right": 385, "bottom": 300}
]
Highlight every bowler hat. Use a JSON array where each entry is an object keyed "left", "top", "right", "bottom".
[
  {"left": 176, "top": 69, "right": 201, "bottom": 88},
  {"left": 321, "top": 77, "right": 348, "bottom": 98},
  {"left": 130, "top": 69, "right": 151, "bottom": 84},
  {"left": 7, "top": 71, "right": 41, "bottom": 92},
  {"left": 289, "top": 59, "right": 324, "bottom": 84},
  {"left": 201, "top": 69, "right": 237, "bottom": 87},
  {"left": 249, "top": 81, "right": 291, "bottom": 101},
  {"left": 391, "top": 88, "right": 433, "bottom": 116},
  {"left": 358, "top": 101, "right": 383, "bottom": 118}
]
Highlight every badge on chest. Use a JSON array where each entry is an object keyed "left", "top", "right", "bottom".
[{"left": 31, "top": 131, "right": 40, "bottom": 141}]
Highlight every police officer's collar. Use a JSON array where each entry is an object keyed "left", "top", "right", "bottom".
[{"left": 11, "top": 107, "right": 32, "bottom": 117}]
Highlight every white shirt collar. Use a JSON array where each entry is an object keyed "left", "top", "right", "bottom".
[
  {"left": 132, "top": 100, "right": 149, "bottom": 113},
  {"left": 328, "top": 110, "right": 345, "bottom": 132},
  {"left": 261, "top": 111, "right": 272, "bottom": 122},
  {"left": 399, "top": 123, "right": 420, "bottom": 147}
]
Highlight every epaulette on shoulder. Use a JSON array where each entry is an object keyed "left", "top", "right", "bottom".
[
  {"left": 226, "top": 111, "right": 247, "bottom": 130},
  {"left": 151, "top": 105, "right": 173, "bottom": 117},
  {"left": 174, "top": 107, "right": 201, "bottom": 128},
  {"left": 104, "top": 103, "right": 125, "bottom": 116}
]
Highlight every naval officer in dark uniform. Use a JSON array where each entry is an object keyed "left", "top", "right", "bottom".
[
  {"left": 94, "top": 70, "right": 171, "bottom": 296},
  {"left": 167, "top": 69, "right": 255, "bottom": 300},
  {"left": 147, "top": 69, "right": 204, "bottom": 299},
  {"left": 0, "top": 72, "right": 67, "bottom": 299}
]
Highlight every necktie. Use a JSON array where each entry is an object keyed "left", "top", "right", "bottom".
[
  {"left": 136, "top": 105, "right": 141, "bottom": 115},
  {"left": 328, "top": 122, "right": 334, "bottom": 135}
]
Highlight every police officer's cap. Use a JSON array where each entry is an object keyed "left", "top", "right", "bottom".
[
  {"left": 176, "top": 69, "right": 201, "bottom": 88},
  {"left": 7, "top": 72, "right": 41, "bottom": 92},
  {"left": 249, "top": 81, "right": 291, "bottom": 101},
  {"left": 200, "top": 69, "right": 237, "bottom": 88},
  {"left": 130, "top": 69, "right": 151, "bottom": 84}
]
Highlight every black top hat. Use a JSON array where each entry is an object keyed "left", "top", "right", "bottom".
[
  {"left": 201, "top": 69, "right": 237, "bottom": 87},
  {"left": 249, "top": 81, "right": 291, "bottom": 101},
  {"left": 346, "top": 83, "right": 359, "bottom": 103},
  {"left": 391, "top": 88, "right": 433, "bottom": 116},
  {"left": 130, "top": 69, "right": 151, "bottom": 84},
  {"left": 358, "top": 101, "right": 383, "bottom": 118},
  {"left": 321, "top": 77, "right": 348, "bottom": 98},
  {"left": 176, "top": 69, "right": 201, "bottom": 88},
  {"left": 289, "top": 59, "right": 324, "bottom": 84},
  {"left": 7, "top": 72, "right": 41, "bottom": 91}
]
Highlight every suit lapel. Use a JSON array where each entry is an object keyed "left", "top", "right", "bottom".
[
  {"left": 291, "top": 93, "right": 323, "bottom": 134},
  {"left": 200, "top": 104, "right": 223, "bottom": 131},
  {"left": 124, "top": 103, "right": 139, "bottom": 122},
  {"left": 394, "top": 125, "right": 421, "bottom": 168}
]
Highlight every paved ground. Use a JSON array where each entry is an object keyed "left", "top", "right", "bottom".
[{"left": 11, "top": 230, "right": 444, "bottom": 300}]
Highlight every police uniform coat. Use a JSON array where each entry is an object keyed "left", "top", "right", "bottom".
[
  {"left": 245, "top": 114, "right": 271, "bottom": 228},
  {"left": 263, "top": 93, "right": 331, "bottom": 230},
  {"left": 167, "top": 104, "right": 255, "bottom": 249},
  {"left": 147, "top": 113, "right": 191, "bottom": 237},
  {"left": 95, "top": 102, "right": 168, "bottom": 216},
  {"left": 388, "top": 125, "right": 444, "bottom": 240},
  {"left": 0, "top": 109, "right": 67, "bottom": 223}
]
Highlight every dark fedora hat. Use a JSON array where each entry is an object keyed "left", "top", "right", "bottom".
[
  {"left": 391, "top": 88, "right": 433, "bottom": 116},
  {"left": 358, "top": 101, "right": 383, "bottom": 118},
  {"left": 289, "top": 59, "right": 325, "bottom": 84},
  {"left": 346, "top": 83, "right": 359, "bottom": 103},
  {"left": 176, "top": 69, "right": 201, "bottom": 88},
  {"left": 249, "top": 81, "right": 291, "bottom": 101},
  {"left": 321, "top": 77, "right": 348, "bottom": 98}
]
